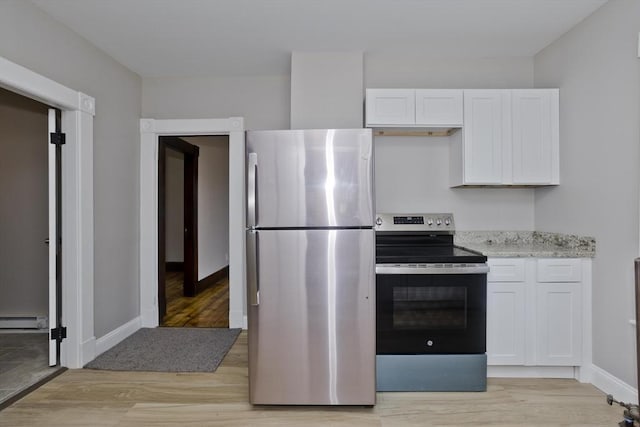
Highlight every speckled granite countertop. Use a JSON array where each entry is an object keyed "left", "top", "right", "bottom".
[{"left": 455, "top": 231, "right": 596, "bottom": 258}]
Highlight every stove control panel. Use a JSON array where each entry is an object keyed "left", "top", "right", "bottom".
[{"left": 375, "top": 213, "right": 455, "bottom": 233}]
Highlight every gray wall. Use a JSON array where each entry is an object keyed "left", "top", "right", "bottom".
[
  {"left": 534, "top": 0, "right": 640, "bottom": 386},
  {"left": 142, "top": 75, "right": 290, "bottom": 130},
  {"left": 0, "top": 1, "right": 142, "bottom": 337},
  {"left": 291, "top": 52, "right": 363, "bottom": 129},
  {"left": 143, "top": 56, "right": 537, "bottom": 230},
  {"left": 0, "top": 87, "right": 48, "bottom": 317}
]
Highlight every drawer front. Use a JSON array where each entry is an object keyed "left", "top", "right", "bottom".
[
  {"left": 537, "top": 259, "right": 582, "bottom": 282},
  {"left": 487, "top": 259, "right": 525, "bottom": 282}
]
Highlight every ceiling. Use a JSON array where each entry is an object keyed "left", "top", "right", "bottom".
[{"left": 31, "top": 0, "right": 608, "bottom": 78}]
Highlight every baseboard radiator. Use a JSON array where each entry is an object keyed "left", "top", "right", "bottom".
[{"left": 0, "top": 315, "right": 48, "bottom": 330}]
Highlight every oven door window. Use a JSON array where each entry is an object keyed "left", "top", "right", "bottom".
[{"left": 393, "top": 286, "right": 467, "bottom": 330}]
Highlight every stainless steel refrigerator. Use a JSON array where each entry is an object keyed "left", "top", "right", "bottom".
[{"left": 246, "top": 129, "right": 376, "bottom": 405}]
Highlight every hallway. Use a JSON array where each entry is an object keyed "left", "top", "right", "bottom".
[{"left": 162, "top": 271, "right": 229, "bottom": 328}]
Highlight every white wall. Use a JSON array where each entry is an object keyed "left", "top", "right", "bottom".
[
  {"left": 165, "top": 148, "right": 184, "bottom": 263},
  {"left": 534, "top": 0, "right": 640, "bottom": 386},
  {"left": 0, "top": 1, "right": 142, "bottom": 337},
  {"left": 0, "top": 87, "right": 48, "bottom": 317},
  {"left": 367, "top": 55, "right": 536, "bottom": 230},
  {"left": 187, "top": 136, "right": 230, "bottom": 280},
  {"left": 142, "top": 75, "right": 289, "bottom": 130}
]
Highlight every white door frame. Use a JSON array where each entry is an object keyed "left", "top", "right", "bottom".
[
  {"left": 0, "top": 55, "right": 95, "bottom": 369},
  {"left": 139, "top": 118, "right": 246, "bottom": 329}
]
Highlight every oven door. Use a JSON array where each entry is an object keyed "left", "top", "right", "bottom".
[{"left": 376, "top": 269, "right": 486, "bottom": 355}]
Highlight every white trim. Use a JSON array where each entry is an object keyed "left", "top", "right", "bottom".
[
  {"left": 0, "top": 56, "right": 83, "bottom": 112},
  {"left": 82, "top": 336, "right": 96, "bottom": 365},
  {"left": 0, "top": 54, "right": 95, "bottom": 369},
  {"left": 139, "top": 118, "right": 245, "bottom": 329},
  {"left": 590, "top": 363, "right": 638, "bottom": 404},
  {"left": 94, "top": 316, "right": 142, "bottom": 357},
  {"left": 578, "top": 259, "right": 593, "bottom": 383}
]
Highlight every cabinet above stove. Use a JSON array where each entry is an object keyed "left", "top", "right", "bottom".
[{"left": 365, "top": 88, "right": 560, "bottom": 187}]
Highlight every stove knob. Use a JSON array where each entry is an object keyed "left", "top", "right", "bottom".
[
  {"left": 427, "top": 218, "right": 433, "bottom": 226},
  {"left": 445, "top": 218, "right": 451, "bottom": 226},
  {"left": 436, "top": 219, "right": 442, "bottom": 226},
  {"left": 375, "top": 217, "right": 383, "bottom": 226}
]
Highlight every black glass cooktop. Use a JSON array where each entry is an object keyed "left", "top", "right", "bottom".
[{"left": 376, "top": 245, "right": 486, "bottom": 264}]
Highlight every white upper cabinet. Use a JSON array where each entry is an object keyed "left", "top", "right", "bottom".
[
  {"left": 415, "top": 89, "right": 463, "bottom": 127},
  {"left": 366, "top": 89, "right": 463, "bottom": 127},
  {"left": 366, "top": 89, "right": 415, "bottom": 126},
  {"left": 450, "top": 88, "right": 559, "bottom": 187},
  {"left": 458, "top": 90, "right": 509, "bottom": 185},
  {"left": 365, "top": 87, "right": 559, "bottom": 187},
  {"left": 511, "top": 89, "right": 559, "bottom": 185}
]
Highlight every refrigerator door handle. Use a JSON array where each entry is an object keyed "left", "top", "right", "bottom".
[
  {"left": 247, "top": 230, "right": 260, "bottom": 306},
  {"left": 247, "top": 152, "right": 258, "bottom": 228}
]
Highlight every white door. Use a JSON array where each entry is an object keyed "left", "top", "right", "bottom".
[{"left": 47, "top": 108, "right": 60, "bottom": 366}]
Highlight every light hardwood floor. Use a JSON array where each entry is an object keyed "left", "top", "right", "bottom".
[
  {"left": 162, "top": 271, "right": 229, "bottom": 328},
  {"left": 0, "top": 332, "right": 626, "bottom": 426}
]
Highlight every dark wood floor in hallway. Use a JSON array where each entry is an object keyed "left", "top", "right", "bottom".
[{"left": 161, "top": 271, "right": 229, "bottom": 328}]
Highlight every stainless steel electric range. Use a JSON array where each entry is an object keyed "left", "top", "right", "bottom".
[{"left": 375, "top": 213, "right": 489, "bottom": 392}]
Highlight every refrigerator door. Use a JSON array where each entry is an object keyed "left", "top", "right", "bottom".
[
  {"left": 246, "top": 129, "right": 374, "bottom": 228},
  {"left": 247, "top": 228, "right": 376, "bottom": 405}
]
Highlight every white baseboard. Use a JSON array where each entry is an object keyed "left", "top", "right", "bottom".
[
  {"left": 94, "top": 316, "right": 141, "bottom": 358},
  {"left": 243, "top": 315, "right": 248, "bottom": 330},
  {"left": 140, "top": 307, "right": 158, "bottom": 328},
  {"left": 229, "top": 309, "right": 245, "bottom": 329},
  {"left": 81, "top": 336, "right": 96, "bottom": 366},
  {"left": 590, "top": 363, "right": 638, "bottom": 405},
  {"left": 488, "top": 365, "right": 576, "bottom": 379}
]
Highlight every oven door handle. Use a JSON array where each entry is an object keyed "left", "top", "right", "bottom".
[{"left": 376, "top": 264, "right": 490, "bottom": 275}]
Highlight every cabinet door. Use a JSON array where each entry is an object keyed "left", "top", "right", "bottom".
[
  {"left": 365, "top": 89, "right": 415, "bottom": 126},
  {"left": 462, "top": 90, "right": 509, "bottom": 184},
  {"left": 415, "top": 89, "right": 463, "bottom": 126},
  {"left": 511, "top": 89, "right": 559, "bottom": 185},
  {"left": 535, "top": 283, "right": 582, "bottom": 365},
  {"left": 487, "top": 282, "right": 526, "bottom": 365}
]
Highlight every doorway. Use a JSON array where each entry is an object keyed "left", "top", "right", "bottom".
[
  {"left": 0, "top": 87, "right": 62, "bottom": 407},
  {"left": 157, "top": 135, "right": 231, "bottom": 328},
  {"left": 0, "top": 54, "right": 95, "bottom": 370},
  {"left": 140, "top": 118, "right": 245, "bottom": 330}
]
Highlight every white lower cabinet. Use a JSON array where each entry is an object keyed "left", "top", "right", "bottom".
[
  {"left": 487, "top": 282, "right": 526, "bottom": 365},
  {"left": 487, "top": 258, "right": 586, "bottom": 372},
  {"left": 535, "top": 282, "right": 582, "bottom": 365}
]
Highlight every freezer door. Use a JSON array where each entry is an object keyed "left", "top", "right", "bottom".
[
  {"left": 246, "top": 129, "right": 374, "bottom": 228},
  {"left": 247, "top": 229, "right": 376, "bottom": 405}
]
